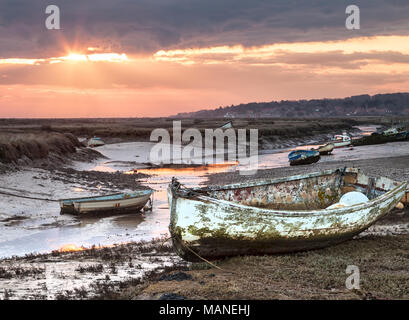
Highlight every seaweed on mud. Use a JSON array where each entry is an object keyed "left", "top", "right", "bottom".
[
  {"left": 0, "top": 266, "right": 44, "bottom": 278},
  {"left": 2, "top": 289, "right": 14, "bottom": 300},
  {"left": 159, "top": 272, "right": 193, "bottom": 282},
  {"left": 75, "top": 264, "right": 104, "bottom": 274},
  {"left": 88, "top": 264, "right": 189, "bottom": 300},
  {"left": 0, "top": 267, "right": 13, "bottom": 279}
]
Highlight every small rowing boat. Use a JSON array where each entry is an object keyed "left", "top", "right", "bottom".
[
  {"left": 314, "top": 143, "right": 334, "bottom": 155},
  {"left": 60, "top": 189, "right": 154, "bottom": 215},
  {"left": 167, "top": 168, "right": 406, "bottom": 261},
  {"left": 288, "top": 150, "right": 320, "bottom": 166}
]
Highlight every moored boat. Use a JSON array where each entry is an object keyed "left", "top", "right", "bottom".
[
  {"left": 288, "top": 150, "right": 320, "bottom": 166},
  {"left": 88, "top": 137, "right": 105, "bottom": 147},
  {"left": 330, "top": 133, "right": 351, "bottom": 148},
  {"left": 60, "top": 189, "right": 154, "bottom": 215},
  {"left": 220, "top": 121, "right": 233, "bottom": 129},
  {"left": 313, "top": 143, "right": 334, "bottom": 155},
  {"left": 167, "top": 168, "right": 407, "bottom": 261}
]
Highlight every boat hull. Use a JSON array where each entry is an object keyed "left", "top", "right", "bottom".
[
  {"left": 333, "top": 141, "right": 351, "bottom": 148},
  {"left": 288, "top": 150, "right": 320, "bottom": 166},
  {"left": 290, "top": 155, "right": 320, "bottom": 166},
  {"left": 87, "top": 138, "right": 105, "bottom": 148},
  {"left": 317, "top": 143, "right": 334, "bottom": 155},
  {"left": 168, "top": 168, "right": 406, "bottom": 261}
]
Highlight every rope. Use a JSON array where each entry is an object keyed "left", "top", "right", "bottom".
[
  {"left": 178, "top": 239, "right": 231, "bottom": 273},
  {"left": 0, "top": 190, "right": 59, "bottom": 202}
]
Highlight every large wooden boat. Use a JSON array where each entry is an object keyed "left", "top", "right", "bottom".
[{"left": 167, "top": 168, "right": 406, "bottom": 261}]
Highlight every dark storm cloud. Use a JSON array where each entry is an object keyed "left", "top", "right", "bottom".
[{"left": 0, "top": 0, "right": 409, "bottom": 57}]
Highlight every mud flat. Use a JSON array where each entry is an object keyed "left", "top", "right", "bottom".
[
  {"left": 0, "top": 166, "right": 152, "bottom": 258},
  {"left": 127, "top": 155, "right": 409, "bottom": 300},
  {"left": 0, "top": 238, "right": 187, "bottom": 300},
  {"left": 0, "top": 117, "right": 362, "bottom": 151},
  {"left": 1, "top": 126, "right": 408, "bottom": 300}
]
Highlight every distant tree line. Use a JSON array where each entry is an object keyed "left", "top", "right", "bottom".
[{"left": 174, "top": 93, "right": 409, "bottom": 118}]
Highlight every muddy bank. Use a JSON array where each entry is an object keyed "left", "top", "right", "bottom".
[
  {"left": 0, "top": 118, "right": 360, "bottom": 150},
  {"left": 0, "top": 238, "right": 187, "bottom": 300},
  {"left": 49, "top": 167, "right": 150, "bottom": 191},
  {"left": 126, "top": 155, "right": 409, "bottom": 300},
  {"left": 0, "top": 132, "right": 103, "bottom": 172},
  {"left": 132, "top": 233, "right": 409, "bottom": 300}
]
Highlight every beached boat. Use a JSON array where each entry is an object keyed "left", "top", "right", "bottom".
[
  {"left": 288, "top": 150, "right": 320, "bottom": 166},
  {"left": 87, "top": 137, "right": 105, "bottom": 147},
  {"left": 313, "top": 143, "right": 334, "bottom": 155},
  {"left": 60, "top": 189, "right": 154, "bottom": 215},
  {"left": 330, "top": 133, "right": 351, "bottom": 148},
  {"left": 318, "top": 143, "right": 334, "bottom": 155},
  {"left": 220, "top": 121, "right": 233, "bottom": 129},
  {"left": 353, "top": 129, "right": 409, "bottom": 146},
  {"left": 167, "top": 168, "right": 407, "bottom": 261},
  {"left": 382, "top": 126, "right": 405, "bottom": 136}
]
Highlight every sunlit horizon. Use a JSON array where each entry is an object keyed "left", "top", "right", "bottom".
[{"left": 1, "top": 2, "right": 409, "bottom": 118}]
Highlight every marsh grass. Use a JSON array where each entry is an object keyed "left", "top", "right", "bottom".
[
  {"left": 0, "top": 132, "right": 81, "bottom": 163},
  {"left": 133, "top": 235, "right": 409, "bottom": 300}
]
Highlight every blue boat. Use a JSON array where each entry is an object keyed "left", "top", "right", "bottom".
[{"left": 288, "top": 150, "right": 320, "bottom": 166}]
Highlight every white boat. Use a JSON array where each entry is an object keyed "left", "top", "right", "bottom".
[
  {"left": 87, "top": 137, "right": 105, "bottom": 147},
  {"left": 382, "top": 126, "right": 405, "bottom": 136},
  {"left": 60, "top": 189, "right": 154, "bottom": 215},
  {"left": 313, "top": 143, "right": 334, "bottom": 155},
  {"left": 167, "top": 168, "right": 406, "bottom": 261},
  {"left": 220, "top": 121, "right": 233, "bottom": 129},
  {"left": 331, "top": 134, "right": 351, "bottom": 148}
]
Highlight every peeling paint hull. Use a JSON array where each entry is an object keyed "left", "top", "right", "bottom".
[{"left": 168, "top": 168, "right": 407, "bottom": 261}]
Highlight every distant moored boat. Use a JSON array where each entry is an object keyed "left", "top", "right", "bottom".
[
  {"left": 88, "top": 137, "right": 105, "bottom": 147},
  {"left": 288, "top": 150, "right": 320, "bottom": 166},
  {"left": 220, "top": 121, "right": 233, "bottom": 129},
  {"left": 330, "top": 133, "right": 351, "bottom": 148},
  {"left": 313, "top": 143, "right": 334, "bottom": 155}
]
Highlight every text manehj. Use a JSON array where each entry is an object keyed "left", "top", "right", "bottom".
[{"left": 159, "top": 304, "right": 250, "bottom": 317}]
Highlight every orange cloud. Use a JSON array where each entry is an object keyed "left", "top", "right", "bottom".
[
  {"left": 1, "top": 35, "right": 409, "bottom": 117},
  {"left": 0, "top": 52, "right": 129, "bottom": 66}
]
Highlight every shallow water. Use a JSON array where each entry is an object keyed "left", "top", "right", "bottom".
[
  {"left": 0, "top": 142, "right": 238, "bottom": 258},
  {"left": 1, "top": 126, "right": 409, "bottom": 258}
]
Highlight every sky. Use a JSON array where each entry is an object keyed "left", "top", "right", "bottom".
[{"left": 1, "top": 0, "right": 409, "bottom": 118}]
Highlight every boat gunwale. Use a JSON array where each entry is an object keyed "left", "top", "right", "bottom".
[
  {"left": 171, "top": 168, "right": 407, "bottom": 217},
  {"left": 187, "top": 168, "right": 342, "bottom": 192}
]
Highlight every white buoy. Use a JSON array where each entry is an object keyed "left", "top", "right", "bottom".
[
  {"left": 339, "top": 192, "right": 369, "bottom": 206},
  {"left": 327, "top": 192, "right": 369, "bottom": 209}
]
